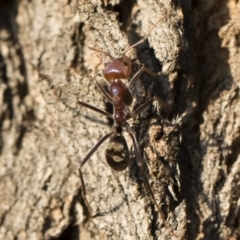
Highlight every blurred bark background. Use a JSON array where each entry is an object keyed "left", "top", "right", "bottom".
[{"left": 0, "top": 0, "right": 240, "bottom": 239}]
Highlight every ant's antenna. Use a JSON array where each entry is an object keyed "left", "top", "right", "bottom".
[
  {"left": 122, "top": 13, "right": 170, "bottom": 56},
  {"left": 87, "top": 45, "right": 113, "bottom": 59}
]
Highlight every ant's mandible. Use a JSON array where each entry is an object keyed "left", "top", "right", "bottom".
[{"left": 60, "top": 13, "right": 175, "bottom": 236}]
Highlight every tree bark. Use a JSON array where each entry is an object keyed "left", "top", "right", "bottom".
[{"left": 0, "top": 0, "right": 239, "bottom": 240}]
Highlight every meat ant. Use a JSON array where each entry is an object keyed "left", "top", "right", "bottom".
[{"left": 60, "top": 13, "right": 175, "bottom": 236}]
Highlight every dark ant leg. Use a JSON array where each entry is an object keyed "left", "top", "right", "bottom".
[
  {"left": 143, "top": 67, "right": 162, "bottom": 77},
  {"left": 94, "top": 79, "right": 113, "bottom": 103},
  {"left": 127, "top": 132, "right": 167, "bottom": 225},
  {"left": 59, "top": 98, "right": 113, "bottom": 119},
  {"left": 79, "top": 168, "right": 92, "bottom": 224},
  {"left": 128, "top": 132, "right": 177, "bottom": 238},
  {"left": 127, "top": 96, "right": 167, "bottom": 120},
  {"left": 128, "top": 65, "right": 162, "bottom": 86},
  {"left": 80, "top": 131, "right": 116, "bottom": 168},
  {"left": 78, "top": 131, "right": 116, "bottom": 223},
  {"left": 89, "top": 50, "right": 113, "bottom": 103}
]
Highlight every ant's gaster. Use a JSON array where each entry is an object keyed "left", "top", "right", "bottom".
[{"left": 60, "top": 13, "right": 176, "bottom": 237}]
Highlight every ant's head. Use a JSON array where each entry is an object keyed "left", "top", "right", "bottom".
[
  {"left": 87, "top": 45, "right": 132, "bottom": 80},
  {"left": 88, "top": 13, "right": 169, "bottom": 81},
  {"left": 103, "top": 56, "right": 131, "bottom": 81}
]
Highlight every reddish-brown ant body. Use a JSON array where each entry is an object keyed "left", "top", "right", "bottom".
[{"left": 60, "top": 13, "right": 175, "bottom": 236}]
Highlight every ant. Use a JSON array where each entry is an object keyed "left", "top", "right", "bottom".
[{"left": 59, "top": 13, "right": 175, "bottom": 236}]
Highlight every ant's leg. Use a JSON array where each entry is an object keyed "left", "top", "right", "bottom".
[
  {"left": 94, "top": 79, "right": 113, "bottom": 103},
  {"left": 143, "top": 67, "right": 162, "bottom": 77},
  {"left": 79, "top": 169, "right": 92, "bottom": 224},
  {"left": 127, "top": 131, "right": 177, "bottom": 238},
  {"left": 59, "top": 98, "right": 113, "bottom": 119},
  {"left": 78, "top": 131, "right": 116, "bottom": 223},
  {"left": 127, "top": 132, "right": 168, "bottom": 226},
  {"left": 90, "top": 52, "right": 113, "bottom": 103},
  {"left": 128, "top": 65, "right": 162, "bottom": 86},
  {"left": 80, "top": 131, "right": 116, "bottom": 168},
  {"left": 127, "top": 96, "right": 167, "bottom": 120}
]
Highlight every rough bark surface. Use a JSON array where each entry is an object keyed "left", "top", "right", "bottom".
[{"left": 0, "top": 0, "right": 239, "bottom": 240}]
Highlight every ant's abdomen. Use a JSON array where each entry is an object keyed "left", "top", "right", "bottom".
[{"left": 105, "top": 135, "right": 130, "bottom": 171}]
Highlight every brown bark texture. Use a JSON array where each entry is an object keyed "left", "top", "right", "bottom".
[{"left": 0, "top": 0, "right": 239, "bottom": 239}]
